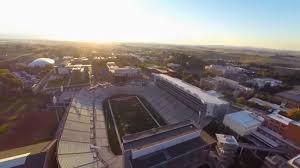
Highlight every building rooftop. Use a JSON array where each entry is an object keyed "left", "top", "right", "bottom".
[
  {"left": 28, "top": 58, "right": 55, "bottom": 68},
  {"left": 268, "top": 113, "right": 293, "bottom": 125},
  {"left": 225, "top": 110, "right": 264, "bottom": 128},
  {"left": 206, "top": 90, "right": 224, "bottom": 98},
  {"left": 154, "top": 74, "right": 229, "bottom": 105},
  {"left": 216, "top": 134, "right": 238, "bottom": 145},
  {"left": 248, "top": 97, "right": 287, "bottom": 112},
  {"left": 214, "top": 76, "right": 239, "bottom": 85},
  {"left": 251, "top": 78, "right": 282, "bottom": 82},
  {"left": 264, "top": 155, "right": 289, "bottom": 167},
  {"left": 276, "top": 89, "right": 300, "bottom": 103},
  {"left": 258, "top": 126, "right": 300, "bottom": 151},
  {"left": 288, "top": 154, "right": 300, "bottom": 168}
]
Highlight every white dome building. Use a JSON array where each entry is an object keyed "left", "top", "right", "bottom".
[{"left": 28, "top": 58, "right": 55, "bottom": 68}]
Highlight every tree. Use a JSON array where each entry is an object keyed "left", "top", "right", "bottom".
[
  {"left": 181, "top": 71, "right": 194, "bottom": 83},
  {"left": 0, "top": 69, "right": 23, "bottom": 100},
  {"left": 236, "top": 96, "right": 246, "bottom": 105},
  {"left": 0, "top": 69, "right": 22, "bottom": 88},
  {"left": 287, "top": 108, "right": 300, "bottom": 121}
]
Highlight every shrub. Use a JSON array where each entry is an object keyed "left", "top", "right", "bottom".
[
  {"left": 0, "top": 124, "right": 10, "bottom": 134},
  {"left": 8, "top": 115, "right": 18, "bottom": 121}
]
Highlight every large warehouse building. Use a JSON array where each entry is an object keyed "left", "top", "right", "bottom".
[{"left": 153, "top": 74, "right": 229, "bottom": 118}]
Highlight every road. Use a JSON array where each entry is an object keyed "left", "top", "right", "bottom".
[
  {"left": 0, "top": 49, "right": 46, "bottom": 64},
  {"left": 0, "top": 52, "right": 33, "bottom": 64}
]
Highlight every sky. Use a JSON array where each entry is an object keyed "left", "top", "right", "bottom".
[{"left": 0, "top": 0, "right": 299, "bottom": 50}]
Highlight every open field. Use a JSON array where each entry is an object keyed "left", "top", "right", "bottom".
[
  {"left": 103, "top": 95, "right": 165, "bottom": 154},
  {"left": 0, "top": 95, "right": 58, "bottom": 151}
]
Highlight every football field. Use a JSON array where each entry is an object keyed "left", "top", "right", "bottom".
[{"left": 104, "top": 95, "right": 165, "bottom": 154}]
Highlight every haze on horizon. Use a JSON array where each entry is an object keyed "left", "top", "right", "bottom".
[{"left": 0, "top": 0, "right": 299, "bottom": 50}]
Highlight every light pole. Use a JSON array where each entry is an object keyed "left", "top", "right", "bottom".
[
  {"left": 60, "top": 85, "right": 64, "bottom": 93},
  {"left": 52, "top": 96, "right": 59, "bottom": 123}
]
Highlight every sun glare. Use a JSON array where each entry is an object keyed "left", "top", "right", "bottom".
[{"left": 0, "top": 0, "right": 201, "bottom": 43}]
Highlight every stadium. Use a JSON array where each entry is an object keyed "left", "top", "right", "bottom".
[{"left": 56, "top": 74, "right": 229, "bottom": 168}]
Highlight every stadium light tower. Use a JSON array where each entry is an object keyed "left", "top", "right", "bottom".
[
  {"left": 52, "top": 96, "right": 59, "bottom": 123},
  {"left": 198, "top": 110, "right": 202, "bottom": 124},
  {"left": 196, "top": 99, "right": 211, "bottom": 131}
]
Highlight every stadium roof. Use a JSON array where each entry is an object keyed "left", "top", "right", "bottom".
[
  {"left": 154, "top": 74, "right": 228, "bottom": 105},
  {"left": 123, "top": 120, "right": 198, "bottom": 150},
  {"left": 0, "top": 140, "right": 55, "bottom": 168},
  {"left": 0, "top": 141, "right": 54, "bottom": 160},
  {"left": 28, "top": 58, "right": 55, "bottom": 68},
  {"left": 57, "top": 89, "right": 121, "bottom": 168},
  {"left": 123, "top": 120, "right": 215, "bottom": 168}
]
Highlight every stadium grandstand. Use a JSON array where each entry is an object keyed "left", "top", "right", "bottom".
[
  {"left": 56, "top": 79, "right": 231, "bottom": 168},
  {"left": 57, "top": 89, "right": 122, "bottom": 168},
  {"left": 93, "top": 84, "right": 200, "bottom": 124}
]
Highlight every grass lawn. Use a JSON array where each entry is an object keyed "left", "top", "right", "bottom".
[
  {"left": 0, "top": 99, "right": 29, "bottom": 135},
  {"left": 0, "top": 124, "right": 10, "bottom": 134},
  {"left": 0, "top": 99, "right": 23, "bottom": 114},
  {"left": 0, "top": 93, "right": 57, "bottom": 151}
]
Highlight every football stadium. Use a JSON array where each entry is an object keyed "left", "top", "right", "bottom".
[{"left": 56, "top": 74, "right": 229, "bottom": 168}]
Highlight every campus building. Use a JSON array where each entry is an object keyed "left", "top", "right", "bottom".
[
  {"left": 153, "top": 74, "right": 229, "bottom": 119},
  {"left": 223, "top": 110, "right": 264, "bottom": 136},
  {"left": 246, "top": 114, "right": 300, "bottom": 157},
  {"left": 200, "top": 76, "right": 254, "bottom": 97},
  {"left": 106, "top": 62, "right": 141, "bottom": 80},
  {"left": 215, "top": 134, "right": 239, "bottom": 168},
  {"left": 275, "top": 89, "right": 300, "bottom": 108},
  {"left": 264, "top": 113, "right": 300, "bottom": 146},
  {"left": 204, "top": 65, "right": 246, "bottom": 76},
  {"left": 247, "top": 78, "right": 282, "bottom": 89}
]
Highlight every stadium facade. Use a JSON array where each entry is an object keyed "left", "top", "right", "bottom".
[
  {"left": 122, "top": 120, "right": 214, "bottom": 168},
  {"left": 153, "top": 74, "right": 229, "bottom": 119}
]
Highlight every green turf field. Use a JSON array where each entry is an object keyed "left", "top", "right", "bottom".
[{"left": 103, "top": 95, "right": 165, "bottom": 155}]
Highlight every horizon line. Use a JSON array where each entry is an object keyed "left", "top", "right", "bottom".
[{"left": 0, "top": 33, "right": 299, "bottom": 53}]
